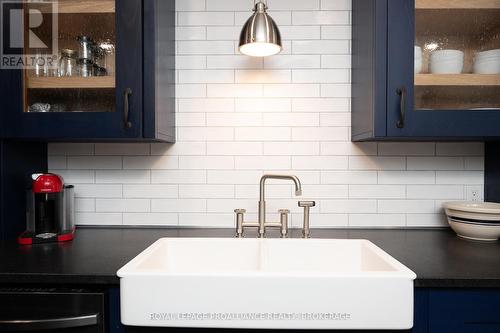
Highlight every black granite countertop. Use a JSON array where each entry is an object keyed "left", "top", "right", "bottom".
[{"left": 0, "top": 227, "right": 499, "bottom": 288}]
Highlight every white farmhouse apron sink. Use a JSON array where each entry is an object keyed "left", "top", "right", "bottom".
[{"left": 117, "top": 238, "right": 416, "bottom": 330}]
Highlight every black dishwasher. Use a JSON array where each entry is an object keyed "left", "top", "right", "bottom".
[{"left": 0, "top": 287, "right": 106, "bottom": 332}]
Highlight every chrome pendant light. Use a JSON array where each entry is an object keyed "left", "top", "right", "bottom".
[{"left": 239, "top": 0, "right": 282, "bottom": 57}]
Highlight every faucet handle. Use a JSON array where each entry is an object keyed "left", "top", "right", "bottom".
[
  {"left": 278, "top": 209, "right": 290, "bottom": 238},
  {"left": 298, "top": 201, "right": 315, "bottom": 208},
  {"left": 298, "top": 201, "right": 315, "bottom": 239},
  {"left": 234, "top": 209, "right": 247, "bottom": 238}
]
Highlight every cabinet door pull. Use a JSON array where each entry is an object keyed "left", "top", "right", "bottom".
[
  {"left": 124, "top": 88, "right": 133, "bottom": 129},
  {"left": 396, "top": 87, "right": 406, "bottom": 129},
  {"left": 0, "top": 314, "right": 98, "bottom": 331}
]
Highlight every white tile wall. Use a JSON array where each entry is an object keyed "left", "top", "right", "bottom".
[{"left": 48, "top": 0, "right": 484, "bottom": 228}]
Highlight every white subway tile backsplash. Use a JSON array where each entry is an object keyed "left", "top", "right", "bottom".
[
  {"left": 207, "top": 55, "right": 262, "bottom": 69},
  {"left": 123, "top": 213, "right": 178, "bottom": 226},
  {"left": 176, "top": 0, "right": 205, "bottom": 11},
  {"left": 151, "top": 142, "right": 206, "bottom": 156},
  {"left": 407, "top": 185, "right": 464, "bottom": 200},
  {"left": 96, "top": 170, "right": 150, "bottom": 184},
  {"left": 95, "top": 143, "right": 150, "bottom": 156},
  {"left": 349, "top": 156, "right": 406, "bottom": 170},
  {"left": 67, "top": 156, "right": 121, "bottom": 170},
  {"left": 236, "top": 70, "right": 291, "bottom": 84},
  {"left": 436, "top": 142, "right": 484, "bottom": 156},
  {"left": 378, "top": 200, "right": 435, "bottom": 214},
  {"left": 321, "top": 200, "right": 377, "bottom": 214},
  {"left": 74, "top": 185, "right": 122, "bottom": 198},
  {"left": 235, "top": 98, "right": 291, "bottom": 113},
  {"left": 123, "top": 185, "right": 178, "bottom": 198},
  {"left": 235, "top": 156, "right": 291, "bottom": 170},
  {"left": 179, "top": 70, "right": 234, "bottom": 83},
  {"left": 321, "top": 55, "right": 351, "bottom": 68},
  {"left": 378, "top": 171, "right": 435, "bottom": 185},
  {"left": 321, "top": 0, "right": 351, "bottom": 10},
  {"left": 48, "top": 143, "right": 93, "bottom": 156},
  {"left": 76, "top": 213, "right": 122, "bottom": 226},
  {"left": 96, "top": 199, "right": 150, "bottom": 213},
  {"left": 264, "top": 55, "right": 321, "bottom": 69},
  {"left": 292, "top": 127, "right": 348, "bottom": 141},
  {"left": 178, "top": 12, "right": 234, "bottom": 26},
  {"left": 349, "top": 185, "right": 406, "bottom": 199},
  {"left": 152, "top": 199, "right": 206, "bottom": 213},
  {"left": 292, "top": 11, "right": 350, "bottom": 25},
  {"left": 152, "top": 170, "right": 206, "bottom": 184},
  {"left": 50, "top": 2, "right": 483, "bottom": 228},
  {"left": 292, "top": 69, "right": 350, "bottom": 83},
  {"left": 292, "top": 40, "right": 349, "bottom": 55},
  {"left": 264, "top": 142, "right": 320, "bottom": 156},
  {"left": 435, "top": 171, "right": 484, "bottom": 185},
  {"left": 207, "top": 170, "right": 262, "bottom": 184},
  {"left": 178, "top": 41, "right": 234, "bottom": 55},
  {"left": 378, "top": 143, "right": 435, "bottom": 156},
  {"left": 179, "top": 185, "right": 235, "bottom": 198},
  {"left": 179, "top": 156, "right": 234, "bottom": 169},
  {"left": 207, "top": 142, "right": 262, "bottom": 155},
  {"left": 235, "top": 127, "right": 291, "bottom": 141},
  {"left": 123, "top": 156, "right": 178, "bottom": 170},
  {"left": 208, "top": 84, "right": 263, "bottom": 97},
  {"left": 321, "top": 171, "right": 377, "bottom": 184},
  {"left": 349, "top": 214, "right": 406, "bottom": 227},
  {"left": 176, "top": 56, "right": 207, "bottom": 69},
  {"left": 407, "top": 157, "right": 464, "bottom": 171},
  {"left": 176, "top": 26, "right": 206, "bottom": 40},
  {"left": 292, "top": 156, "right": 348, "bottom": 170},
  {"left": 179, "top": 98, "right": 234, "bottom": 113}
]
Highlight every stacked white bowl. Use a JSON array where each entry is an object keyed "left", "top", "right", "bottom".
[
  {"left": 414, "top": 46, "right": 423, "bottom": 74},
  {"left": 443, "top": 201, "right": 500, "bottom": 241},
  {"left": 473, "top": 49, "right": 500, "bottom": 74},
  {"left": 430, "top": 50, "right": 464, "bottom": 74}
]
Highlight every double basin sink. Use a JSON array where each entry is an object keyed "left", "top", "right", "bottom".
[{"left": 118, "top": 238, "right": 416, "bottom": 330}]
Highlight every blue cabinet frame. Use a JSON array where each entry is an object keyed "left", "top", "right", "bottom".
[
  {"left": 352, "top": 0, "right": 500, "bottom": 141},
  {"left": 0, "top": 0, "right": 175, "bottom": 142}
]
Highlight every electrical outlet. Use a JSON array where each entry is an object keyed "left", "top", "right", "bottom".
[{"left": 466, "top": 186, "right": 484, "bottom": 202}]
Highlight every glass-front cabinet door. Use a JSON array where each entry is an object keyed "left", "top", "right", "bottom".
[
  {"left": 388, "top": 0, "right": 500, "bottom": 138},
  {"left": 2, "top": 0, "right": 142, "bottom": 139}
]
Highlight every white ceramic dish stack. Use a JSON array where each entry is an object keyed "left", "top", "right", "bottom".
[
  {"left": 473, "top": 49, "right": 500, "bottom": 74},
  {"left": 443, "top": 201, "right": 500, "bottom": 241},
  {"left": 430, "top": 50, "right": 464, "bottom": 74},
  {"left": 415, "top": 46, "right": 423, "bottom": 74}
]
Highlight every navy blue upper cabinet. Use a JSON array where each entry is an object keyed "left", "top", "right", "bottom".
[
  {"left": 352, "top": 0, "right": 500, "bottom": 141},
  {"left": 0, "top": 0, "right": 175, "bottom": 142}
]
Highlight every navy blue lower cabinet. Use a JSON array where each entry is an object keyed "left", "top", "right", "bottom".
[
  {"left": 413, "top": 288, "right": 500, "bottom": 333},
  {"left": 0, "top": 0, "right": 175, "bottom": 142},
  {"left": 352, "top": 0, "right": 500, "bottom": 141}
]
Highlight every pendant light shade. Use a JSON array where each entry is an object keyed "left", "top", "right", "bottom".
[{"left": 239, "top": 1, "right": 282, "bottom": 57}]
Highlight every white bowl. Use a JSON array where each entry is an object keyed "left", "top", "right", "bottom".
[
  {"left": 415, "top": 57, "right": 423, "bottom": 73},
  {"left": 430, "top": 60, "right": 463, "bottom": 74},
  {"left": 475, "top": 49, "right": 500, "bottom": 59},
  {"left": 431, "top": 49, "right": 464, "bottom": 59},
  {"left": 473, "top": 58, "right": 500, "bottom": 74},
  {"left": 447, "top": 219, "right": 500, "bottom": 241},
  {"left": 443, "top": 201, "right": 500, "bottom": 241},
  {"left": 443, "top": 201, "right": 500, "bottom": 214}
]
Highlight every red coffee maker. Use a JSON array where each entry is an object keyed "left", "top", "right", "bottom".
[{"left": 18, "top": 173, "right": 75, "bottom": 245}]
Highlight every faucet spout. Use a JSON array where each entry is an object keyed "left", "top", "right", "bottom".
[{"left": 258, "top": 174, "right": 302, "bottom": 238}]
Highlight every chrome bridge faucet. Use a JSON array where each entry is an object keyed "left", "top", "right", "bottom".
[{"left": 234, "top": 174, "right": 315, "bottom": 238}]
